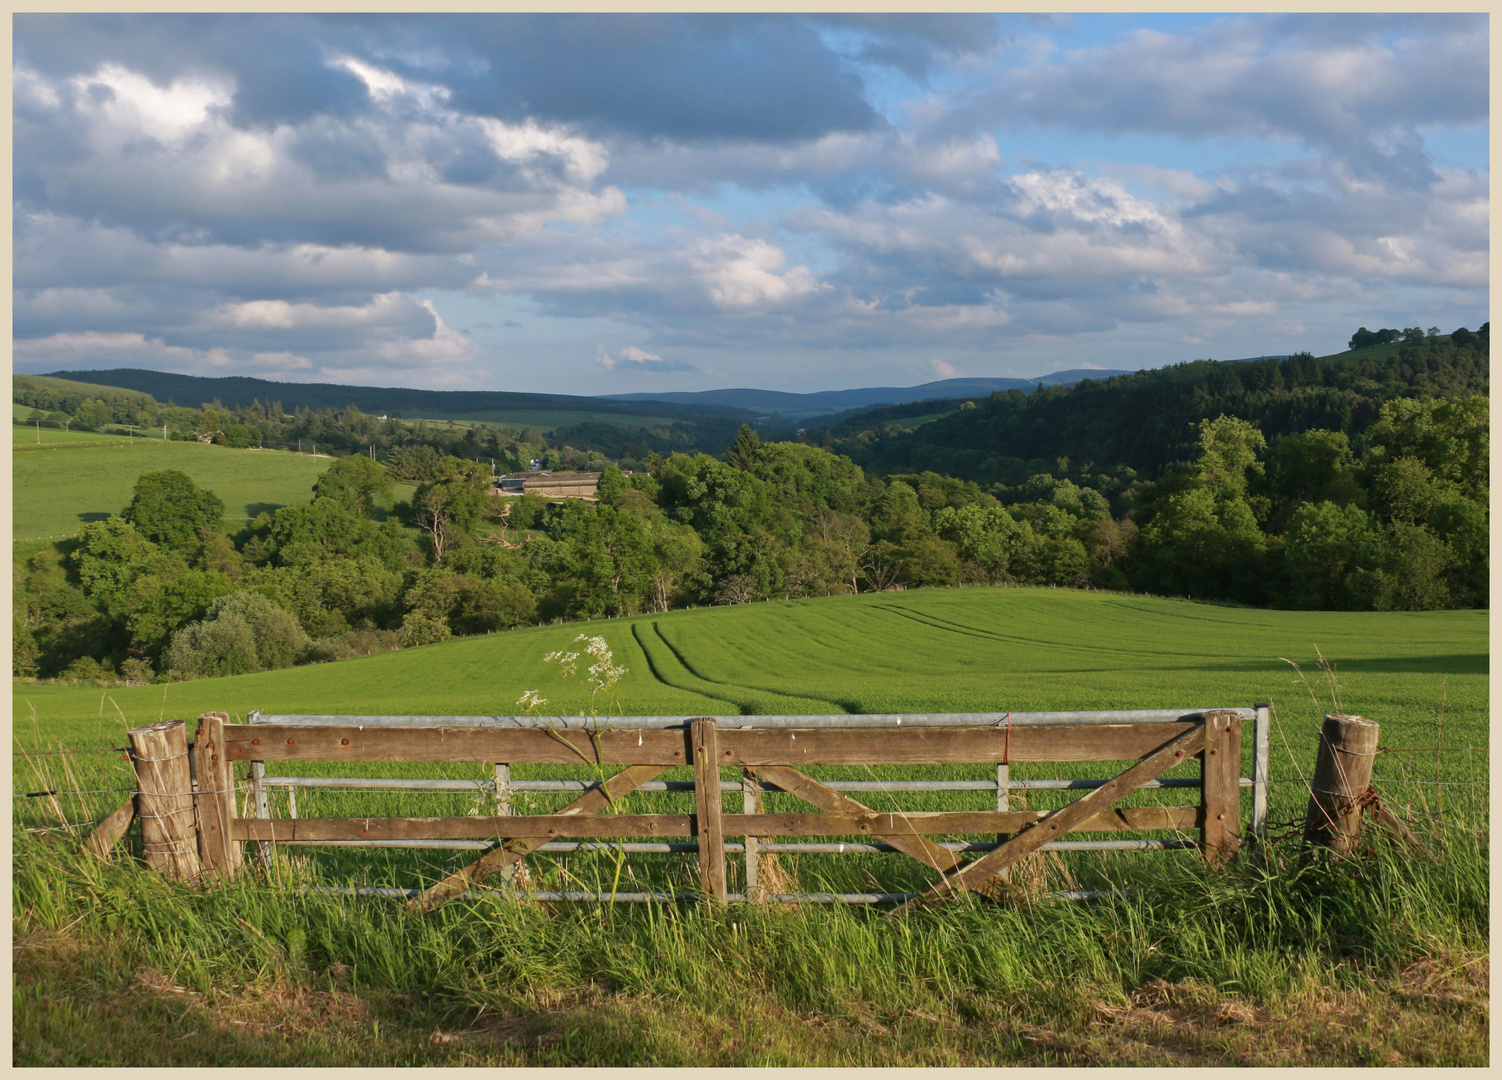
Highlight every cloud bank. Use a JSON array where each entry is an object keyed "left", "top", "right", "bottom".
[{"left": 13, "top": 14, "right": 1488, "bottom": 391}]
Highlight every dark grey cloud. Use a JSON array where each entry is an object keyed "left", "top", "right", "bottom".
[{"left": 16, "top": 14, "right": 888, "bottom": 145}]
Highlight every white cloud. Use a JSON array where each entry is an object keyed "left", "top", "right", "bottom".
[
  {"left": 690, "top": 234, "right": 823, "bottom": 308},
  {"left": 70, "top": 63, "right": 232, "bottom": 146},
  {"left": 596, "top": 344, "right": 697, "bottom": 373},
  {"left": 929, "top": 357, "right": 960, "bottom": 377}
]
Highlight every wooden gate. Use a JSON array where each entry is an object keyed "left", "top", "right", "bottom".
[{"left": 157, "top": 707, "right": 1271, "bottom": 908}]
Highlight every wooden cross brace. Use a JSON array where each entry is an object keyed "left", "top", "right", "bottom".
[
  {"left": 744, "top": 764, "right": 1009, "bottom": 901},
  {"left": 894, "top": 720, "right": 1209, "bottom": 911}
]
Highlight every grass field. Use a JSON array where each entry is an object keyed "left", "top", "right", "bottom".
[
  {"left": 13, "top": 588, "right": 1488, "bottom": 1065},
  {"left": 11, "top": 439, "right": 363, "bottom": 541},
  {"left": 12, "top": 421, "right": 157, "bottom": 446}
]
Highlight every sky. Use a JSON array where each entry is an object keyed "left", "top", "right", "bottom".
[{"left": 11, "top": 13, "right": 1490, "bottom": 395}]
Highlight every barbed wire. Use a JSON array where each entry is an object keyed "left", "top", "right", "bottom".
[
  {"left": 12, "top": 747, "right": 131, "bottom": 757},
  {"left": 18, "top": 821, "right": 102, "bottom": 834},
  {"left": 15, "top": 786, "right": 138, "bottom": 798},
  {"left": 1378, "top": 746, "right": 1488, "bottom": 755}
]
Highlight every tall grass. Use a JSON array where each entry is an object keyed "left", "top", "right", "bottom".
[{"left": 13, "top": 800, "right": 1487, "bottom": 1065}]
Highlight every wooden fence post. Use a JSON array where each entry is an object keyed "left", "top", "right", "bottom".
[
  {"left": 742, "top": 768, "right": 761, "bottom": 901},
  {"left": 691, "top": 718, "right": 727, "bottom": 902},
  {"left": 1304, "top": 713, "right": 1379, "bottom": 853},
  {"left": 128, "top": 720, "right": 201, "bottom": 881},
  {"left": 193, "top": 712, "right": 242, "bottom": 880},
  {"left": 1200, "top": 710, "right": 1242, "bottom": 865}
]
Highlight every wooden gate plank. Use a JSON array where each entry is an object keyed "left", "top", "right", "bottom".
[
  {"left": 193, "top": 712, "right": 242, "bottom": 880},
  {"left": 408, "top": 763, "right": 668, "bottom": 912},
  {"left": 691, "top": 719, "right": 728, "bottom": 902},
  {"left": 224, "top": 722, "right": 1198, "bottom": 766},
  {"left": 232, "top": 805, "right": 1200, "bottom": 843},
  {"left": 900, "top": 721, "right": 1208, "bottom": 908},
  {"left": 1199, "top": 710, "right": 1242, "bottom": 865}
]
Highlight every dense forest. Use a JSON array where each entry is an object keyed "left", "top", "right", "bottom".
[
  {"left": 820, "top": 328, "right": 1489, "bottom": 488},
  {"left": 13, "top": 328, "right": 1489, "bottom": 683}
]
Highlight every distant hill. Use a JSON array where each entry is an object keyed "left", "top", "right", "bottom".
[
  {"left": 40, "top": 369, "right": 760, "bottom": 427},
  {"left": 602, "top": 370, "right": 1137, "bottom": 418}
]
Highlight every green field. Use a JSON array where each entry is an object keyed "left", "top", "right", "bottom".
[
  {"left": 12, "top": 420, "right": 157, "bottom": 446},
  {"left": 17, "top": 587, "right": 1482, "bottom": 729},
  {"left": 11, "top": 440, "right": 358, "bottom": 541}
]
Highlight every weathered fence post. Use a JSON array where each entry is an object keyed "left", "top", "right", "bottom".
[
  {"left": 691, "top": 718, "right": 728, "bottom": 902},
  {"left": 192, "top": 712, "right": 242, "bottom": 880},
  {"left": 1304, "top": 713, "right": 1379, "bottom": 853},
  {"left": 742, "top": 768, "right": 761, "bottom": 900},
  {"left": 1200, "top": 710, "right": 1242, "bottom": 865},
  {"left": 128, "top": 719, "right": 201, "bottom": 881}
]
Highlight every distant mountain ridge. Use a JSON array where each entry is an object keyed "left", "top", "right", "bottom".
[
  {"left": 603, "top": 369, "right": 1138, "bottom": 417},
  {"left": 38, "top": 368, "right": 760, "bottom": 424},
  {"left": 36, "top": 366, "right": 1140, "bottom": 425}
]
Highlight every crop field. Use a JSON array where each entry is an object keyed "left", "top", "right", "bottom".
[
  {"left": 13, "top": 587, "right": 1488, "bottom": 1066},
  {"left": 11, "top": 440, "right": 415, "bottom": 541}
]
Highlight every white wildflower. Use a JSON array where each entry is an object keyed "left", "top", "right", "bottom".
[{"left": 516, "top": 689, "right": 548, "bottom": 713}]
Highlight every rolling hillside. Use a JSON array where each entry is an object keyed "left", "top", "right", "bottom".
[
  {"left": 18, "top": 587, "right": 1484, "bottom": 748},
  {"left": 11, "top": 438, "right": 381, "bottom": 541}
]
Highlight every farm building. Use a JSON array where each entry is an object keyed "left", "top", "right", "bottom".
[{"left": 494, "top": 469, "right": 601, "bottom": 500}]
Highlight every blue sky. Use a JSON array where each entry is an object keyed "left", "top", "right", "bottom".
[{"left": 12, "top": 13, "right": 1489, "bottom": 394}]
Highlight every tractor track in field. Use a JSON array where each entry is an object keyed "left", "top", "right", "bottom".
[
  {"left": 872, "top": 601, "right": 1222, "bottom": 663},
  {"left": 634, "top": 621, "right": 853, "bottom": 715}
]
